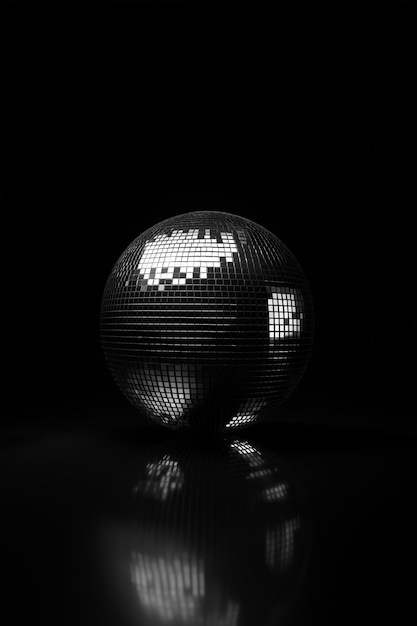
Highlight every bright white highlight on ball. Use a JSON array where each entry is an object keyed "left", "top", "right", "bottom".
[
  {"left": 137, "top": 229, "right": 238, "bottom": 288},
  {"left": 268, "top": 290, "right": 304, "bottom": 340}
]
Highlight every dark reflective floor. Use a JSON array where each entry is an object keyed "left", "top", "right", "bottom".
[{"left": 1, "top": 415, "right": 415, "bottom": 625}]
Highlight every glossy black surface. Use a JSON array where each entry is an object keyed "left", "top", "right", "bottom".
[
  {"left": 1, "top": 416, "right": 414, "bottom": 625},
  {"left": 99, "top": 435, "right": 309, "bottom": 625}
]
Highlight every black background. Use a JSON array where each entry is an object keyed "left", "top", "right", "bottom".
[
  {"left": 1, "top": 3, "right": 414, "bottom": 426},
  {"left": 0, "top": 5, "right": 415, "bottom": 626}
]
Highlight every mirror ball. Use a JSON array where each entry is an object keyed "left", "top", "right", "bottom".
[{"left": 100, "top": 211, "right": 314, "bottom": 431}]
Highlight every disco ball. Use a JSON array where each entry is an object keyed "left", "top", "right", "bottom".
[{"left": 100, "top": 211, "right": 314, "bottom": 431}]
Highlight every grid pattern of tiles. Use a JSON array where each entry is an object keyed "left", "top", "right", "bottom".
[
  {"left": 130, "top": 552, "right": 206, "bottom": 623},
  {"left": 100, "top": 211, "right": 314, "bottom": 431},
  {"left": 130, "top": 550, "right": 240, "bottom": 625},
  {"left": 268, "top": 288, "right": 304, "bottom": 340}
]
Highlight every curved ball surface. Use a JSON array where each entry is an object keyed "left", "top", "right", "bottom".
[{"left": 100, "top": 211, "right": 314, "bottom": 431}]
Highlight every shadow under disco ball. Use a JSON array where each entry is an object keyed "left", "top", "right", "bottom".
[
  {"left": 100, "top": 211, "right": 314, "bottom": 431},
  {"left": 99, "top": 436, "right": 310, "bottom": 626}
]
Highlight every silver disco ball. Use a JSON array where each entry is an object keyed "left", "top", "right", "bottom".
[{"left": 100, "top": 211, "right": 314, "bottom": 431}]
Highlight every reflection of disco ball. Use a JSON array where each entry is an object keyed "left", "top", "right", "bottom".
[
  {"left": 100, "top": 437, "right": 310, "bottom": 626},
  {"left": 100, "top": 211, "right": 314, "bottom": 431}
]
